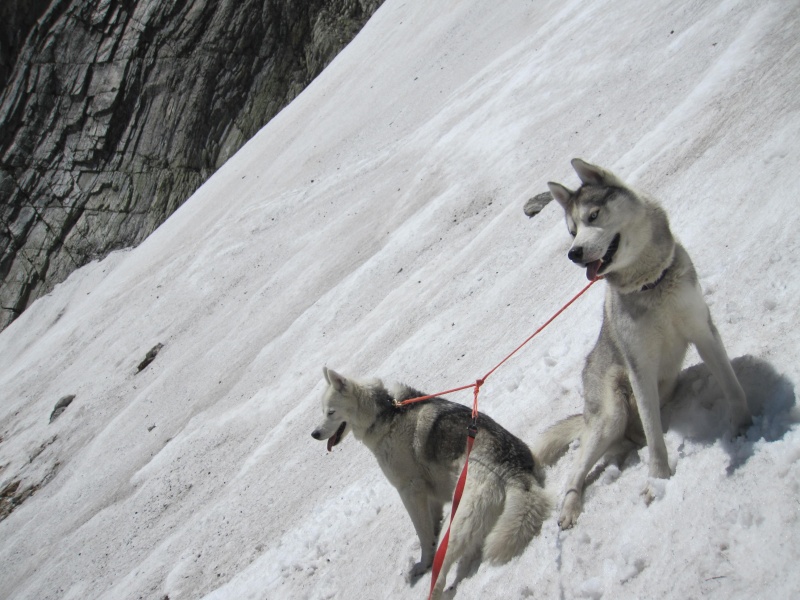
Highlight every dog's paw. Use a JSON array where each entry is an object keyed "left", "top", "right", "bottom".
[
  {"left": 558, "top": 493, "right": 582, "bottom": 529},
  {"left": 558, "top": 512, "right": 578, "bottom": 530},
  {"left": 408, "top": 560, "right": 432, "bottom": 583},
  {"left": 641, "top": 477, "right": 667, "bottom": 505}
]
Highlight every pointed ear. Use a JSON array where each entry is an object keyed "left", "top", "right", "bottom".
[
  {"left": 325, "top": 368, "right": 350, "bottom": 393},
  {"left": 547, "top": 182, "right": 573, "bottom": 210},
  {"left": 571, "top": 158, "right": 625, "bottom": 187},
  {"left": 571, "top": 158, "right": 606, "bottom": 185},
  {"left": 322, "top": 366, "right": 330, "bottom": 383}
]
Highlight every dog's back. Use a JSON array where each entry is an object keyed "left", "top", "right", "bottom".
[
  {"left": 389, "top": 387, "right": 551, "bottom": 582},
  {"left": 315, "top": 374, "right": 551, "bottom": 598}
]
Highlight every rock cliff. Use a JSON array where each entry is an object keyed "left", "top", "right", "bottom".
[{"left": 0, "top": 0, "right": 383, "bottom": 330}]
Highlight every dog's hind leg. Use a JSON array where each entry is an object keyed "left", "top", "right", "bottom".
[
  {"left": 693, "top": 317, "right": 751, "bottom": 434},
  {"left": 430, "top": 471, "right": 503, "bottom": 599},
  {"left": 559, "top": 386, "right": 627, "bottom": 529},
  {"left": 453, "top": 546, "right": 483, "bottom": 586}
]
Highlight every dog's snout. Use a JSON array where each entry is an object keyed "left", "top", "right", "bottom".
[
  {"left": 311, "top": 429, "right": 321, "bottom": 440},
  {"left": 568, "top": 246, "right": 584, "bottom": 263}
]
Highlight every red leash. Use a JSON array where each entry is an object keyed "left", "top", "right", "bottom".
[
  {"left": 401, "top": 277, "right": 600, "bottom": 599},
  {"left": 427, "top": 419, "right": 477, "bottom": 599},
  {"left": 399, "top": 278, "right": 600, "bottom": 410}
]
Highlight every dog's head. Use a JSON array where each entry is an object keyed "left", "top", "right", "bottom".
[
  {"left": 311, "top": 367, "right": 355, "bottom": 451},
  {"left": 548, "top": 159, "right": 645, "bottom": 281}
]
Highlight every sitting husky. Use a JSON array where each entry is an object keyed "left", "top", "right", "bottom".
[
  {"left": 535, "top": 159, "right": 752, "bottom": 529},
  {"left": 311, "top": 367, "right": 551, "bottom": 597}
]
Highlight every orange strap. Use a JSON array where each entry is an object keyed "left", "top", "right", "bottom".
[
  {"left": 415, "top": 277, "right": 599, "bottom": 598},
  {"left": 399, "top": 277, "right": 599, "bottom": 409},
  {"left": 428, "top": 424, "right": 477, "bottom": 600}
]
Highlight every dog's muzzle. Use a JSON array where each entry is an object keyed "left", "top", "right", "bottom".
[
  {"left": 312, "top": 422, "right": 347, "bottom": 452},
  {"left": 569, "top": 234, "right": 620, "bottom": 281},
  {"left": 567, "top": 246, "right": 584, "bottom": 263}
]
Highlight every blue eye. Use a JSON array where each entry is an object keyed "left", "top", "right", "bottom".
[{"left": 588, "top": 210, "right": 599, "bottom": 223}]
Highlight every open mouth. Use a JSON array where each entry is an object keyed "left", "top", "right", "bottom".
[
  {"left": 586, "top": 233, "right": 620, "bottom": 281},
  {"left": 327, "top": 422, "right": 347, "bottom": 452}
]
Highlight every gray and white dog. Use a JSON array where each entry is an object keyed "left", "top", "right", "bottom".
[
  {"left": 534, "top": 159, "right": 752, "bottom": 529},
  {"left": 311, "top": 367, "right": 551, "bottom": 598}
]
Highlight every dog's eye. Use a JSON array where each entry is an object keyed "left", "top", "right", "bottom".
[
  {"left": 569, "top": 229, "right": 576, "bottom": 238},
  {"left": 588, "top": 210, "right": 599, "bottom": 223},
  {"left": 327, "top": 410, "right": 336, "bottom": 416}
]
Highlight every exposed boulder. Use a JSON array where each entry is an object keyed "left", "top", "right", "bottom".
[
  {"left": 136, "top": 342, "right": 163, "bottom": 373},
  {"left": 49, "top": 394, "right": 75, "bottom": 423},
  {"left": 0, "top": 0, "right": 384, "bottom": 331}
]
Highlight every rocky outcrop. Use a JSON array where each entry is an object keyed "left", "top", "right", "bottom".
[
  {"left": 0, "top": 0, "right": 51, "bottom": 90},
  {"left": 0, "top": 0, "right": 383, "bottom": 330}
]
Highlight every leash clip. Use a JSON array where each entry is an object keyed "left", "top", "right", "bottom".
[{"left": 467, "top": 419, "right": 478, "bottom": 439}]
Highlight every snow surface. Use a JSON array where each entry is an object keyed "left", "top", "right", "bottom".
[{"left": 2, "top": 0, "right": 800, "bottom": 598}]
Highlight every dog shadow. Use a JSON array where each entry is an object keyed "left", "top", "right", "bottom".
[{"left": 665, "top": 354, "right": 797, "bottom": 473}]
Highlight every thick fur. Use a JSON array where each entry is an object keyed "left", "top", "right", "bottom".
[
  {"left": 535, "top": 159, "right": 752, "bottom": 529},
  {"left": 311, "top": 367, "right": 551, "bottom": 598}
]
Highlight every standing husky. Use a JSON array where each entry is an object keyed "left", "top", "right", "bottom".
[
  {"left": 535, "top": 159, "right": 751, "bottom": 529},
  {"left": 311, "top": 367, "right": 551, "bottom": 598}
]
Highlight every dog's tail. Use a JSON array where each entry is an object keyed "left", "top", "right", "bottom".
[
  {"left": 483, "top": 475, "right": 553, "bottom": 564},
  {"left": 531, "top": 414, "right": 584, "bottom": 466}
]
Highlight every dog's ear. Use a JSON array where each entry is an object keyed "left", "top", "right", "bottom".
[
  {"left": 547, "top": 182, "right": 573, "bottom": 210},
  {"left": 571, "top": 158, "right": 606, "bottom": 185},
  {"left": 325, "top": 368, "right": 351, "bottom": 394},
  {"left": 571, "top": 158, "right": 625, "bottom": 188}
]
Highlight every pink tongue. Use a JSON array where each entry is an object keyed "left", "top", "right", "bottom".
[
  {"left": 327, "top": 436, "right": 336, "bottom": 452},
  {"left": 586, "top": 260, "right": 602, "bottom": 281}
]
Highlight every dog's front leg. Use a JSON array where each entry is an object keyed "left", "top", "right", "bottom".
[
  {"left": 429, "top": 498, "right": 444, "bottom": 541},
  {"left": 627, "top": 362, "right": 671, "bottom": 502},
  {"left": 398, "top": 488, "right": 437, "bottom": 580}
]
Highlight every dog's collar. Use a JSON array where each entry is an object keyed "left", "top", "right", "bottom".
[{"left": 641, "top": 267, "right": 668, "bottom": 291}]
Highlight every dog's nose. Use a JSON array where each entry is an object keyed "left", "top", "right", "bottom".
[
  {"left": 568, "top": 246, "right": 584, "bottom": 263},
  {"left": 311, "top": 429, "right": 321, "bottom": 440}
]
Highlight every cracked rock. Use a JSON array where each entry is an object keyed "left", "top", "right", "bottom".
[{"left": 0, "top": 0, "right": 385, "bottom": 331}]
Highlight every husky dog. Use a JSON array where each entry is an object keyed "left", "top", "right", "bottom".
[
  {"left": 311, "top": 367, "right": 551, "bottom": 598},
  {"left": 535, "top": 159, "right": 751, "bottom": 529}
]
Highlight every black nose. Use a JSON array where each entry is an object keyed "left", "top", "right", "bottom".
[
  {"left": 568, "top": 247, "right": 584, "bottom": 263},
  {"left": 311, "top": 430, "right": 321, "bottom": 440}
]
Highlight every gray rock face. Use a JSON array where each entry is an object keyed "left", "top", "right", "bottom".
[
  {"left": 0, "top": 0, "right": 51, "bottom": 90},
  {"left": 0, "top": 0, "right": 383, "bottom": 330}
]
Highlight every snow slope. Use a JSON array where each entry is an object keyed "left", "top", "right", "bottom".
[{"left": 2, "top": 0, "right": 800, "bottom": 598}]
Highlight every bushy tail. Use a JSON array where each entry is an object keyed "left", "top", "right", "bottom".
[
  {"left": 483, "top": 476, "right": 553, "bottom": 564},
  {"left": 531, "top": 414, "right": 584, "bottom": 466}
]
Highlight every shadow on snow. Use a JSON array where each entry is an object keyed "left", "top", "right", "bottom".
[{"left": 666, "top": 354, "right": 797, "bottom": 473}]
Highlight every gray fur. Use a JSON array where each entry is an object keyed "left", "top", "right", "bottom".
[
  {"left": 535, "top": 159, "right": 751, "bottom": 529},
  {"left": 312, "top": 367, "right": 552, "bottom": 598}
]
